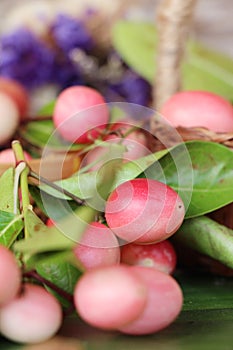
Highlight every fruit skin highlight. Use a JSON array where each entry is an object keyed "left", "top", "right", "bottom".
[
  {"left": 105, "top": 178, "right": 185, "bottom": 244},
  {"left": 160, "top": 90, "right": 233, "bottom": 132},
  {"left": 0, "top": 284, "right": 63, "bottom": 344},
  {"left": 118, "top": 266, "right": 183, "bottom": 335},
  {"left": 74, "top": 265, "right": 147, "bottom": 330},
  {"left": 0, "top": 245, "right": 21, "bottom": 306},
  {"left": 120, "top": 240, "right": 177, "bottom": 274},
  {"left": 53, "top": 86, "right": 109, "bottom": 143}
]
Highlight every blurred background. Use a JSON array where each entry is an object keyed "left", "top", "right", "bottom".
[
  {"left": 0, "top": 0, "right": 233, "bottom": 56},
  {"left": 0, "top": 0, "right": 232, "bottom": 112}
]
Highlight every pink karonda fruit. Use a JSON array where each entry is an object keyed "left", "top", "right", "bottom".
[{"left": 105, "top": 178, "right": 185, "bottom": 244}]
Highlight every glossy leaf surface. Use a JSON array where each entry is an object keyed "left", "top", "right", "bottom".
[
  {"left": 13, "top": 206, "right": 96, "bottom": 255},
  {"left": 0, "top": 211, "right": 23, "bottom": 247},
  {"left": 19, "top": 119, "right": 82, "bottom": 151},
  {"left": 38, "top": 149, "right": 169, "bottom": 201},
  {"left": 35, "top": 251, "right": 82, "bottom": 307},
  {"left": 141, "top": 141, "right": 233, "bottom": 217},
  {"left": 0, "top": 168, "right": 15, "bottom": 213},
  {"left": 112, "top": 21, "right": 157, "bottom": 82}
]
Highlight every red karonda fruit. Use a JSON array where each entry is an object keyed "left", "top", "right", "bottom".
[
  {"left": 0, "top": 77, "right": 29, "bottom": 119},
  {"left": 0, "top": 92, "right": 19, "bottom": 146},
  {"left": 73, "top": 222, "right": 120, "bottom": 269},
  {"left": 74, "top": 265, "right": 147, "bottom": 330},
  {"left": 160, "top": 90, "right": 233, "bottom": 132},
  {"left": 105, "top": 178, "right": 185, "bottom": 244},
  {"left": 120, "top": 240, "right": 177, "bottom": 274},
  {"left": 0, "top": 148, "right": 31, "bottom": 165},
  {"left": 0, "top": 245, "right": 21, "bottom": 306},
  {"left": 53, "top": 86, "right": 109, "bottom": 144},
  {"left": 118, "top": 266, "right": 183, "bottom": 335}
]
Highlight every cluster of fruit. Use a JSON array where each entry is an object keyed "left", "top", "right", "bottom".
[
  {"left": 0, "top": 244, "right": 63, "bottom": 343},
  {"left": 0, "top": 241, "right": 183, "bottom": 343},
  {"left": 0, "top": 185, "right": 183, "bottom": 343},
  {"left": 0, "top": 79, "right": 233, "bottom": 345}
]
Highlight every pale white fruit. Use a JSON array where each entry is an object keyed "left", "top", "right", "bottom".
[{"left": 0, "top": 284, "right": 63, "bottom": 344}]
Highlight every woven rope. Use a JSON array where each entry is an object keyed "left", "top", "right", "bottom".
[{"left": 153, "top": 0, "right": 197, "bottom": 111}]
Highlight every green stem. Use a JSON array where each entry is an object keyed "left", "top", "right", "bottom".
[
  {"left": 12, "top": 140, "right": 31, "bottom": 239},
  {"left": 13, "top": 162, "right": 26, "bottom": 215}
]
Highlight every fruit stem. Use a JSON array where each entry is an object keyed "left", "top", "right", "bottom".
[
  {"left": 23, "top": 269, "right": 74, "bottom": 305},
  {"left": 21, "top": 115, "right": 52, "bottom": 124},
  {"left": 12, "top": 140, "right": 31, "bottom": 239},
  {"left": 29, "top": 170, "right": 85, "bottom": 205}
]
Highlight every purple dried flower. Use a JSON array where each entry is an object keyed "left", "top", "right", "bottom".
[
  {"left": 0, "top": 19, "right": 151, "bottom": 107},
  {"left": 0, "top": 28, "right": 55, "bottom": 89},
  {"left": 108, "top": 70, "right": 152, "bottom": 106},
  {"left": 52, "top": 57, "right": 84, "bottom": 89},
  {"left": 51, "top": 14, "right": 93, "bottom": 54}
]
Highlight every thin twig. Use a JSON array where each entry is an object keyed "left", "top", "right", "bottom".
[
  {"left": 29, "top": 170, "right": 85, "bottom": 205},
  {"left": 23, "top": 270, "right": 74, "bottom": 304},
  {"left": 21, "top": 115, "right": 52, "bottom": 124}
]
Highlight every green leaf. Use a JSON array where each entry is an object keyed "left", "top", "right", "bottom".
[
  {"left": 112, "top": 148, "right": 169, "bottom": 190},
  {"left": 19, "top": 119, "right": 58, "bottom": 149},
  {"left": 39, "top": 149, "right": 168, "bottom": 201},
  {"left": 29, "top": 185, "right": 79, "bottom": 221},
  {"left": 183, "top": 42, "right": 233, "bottom": 100},
  {"left": 0, "top": 168, "right": 15, "bottom": 213},
  {"left": 35, "top": 251, "right": 82, "bottom": 307},
  {"left": 112, "top": 21, "right": 233, "bottom": 99},
  {"left": 42, "top": 170, "right": 99, "bottom": 201},
  {"left": 14, "top": 206, "right": 96, "bottom": 254},
  {"left": 141, "top": 141, "right": 233, "bottom": 218},
  {"left": 112, "top": 21, "right": 156, "bottom": 82},
  {"left": 13, "top": 210, "right": 74, "bottom": 254},
  {"left": 14, "top": 227, "right": 73, "bottom": 254},
  {"left": 18, "top": 119, "right": 83, "bottom": 151},
  {"left": 188, "top": 43, "right": 233, "bottom": 75},
  {"left": 177, "top": 272, "right": 233, "bottom": 312},
  {"left": 0, "top": 211, "right": 23, "bottom": 247},
  {"left": 23, "top": 208, "right": 48, "bottom": 237},
  {"left": 38, "top": 100, "right": 55, "bottom": 115},
  {"left": 173, "top": 216, "right": 233, "bottom": 268},
  {"left": 20, "top": 147, "right": 123, "bottom": 254}
]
